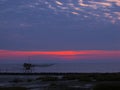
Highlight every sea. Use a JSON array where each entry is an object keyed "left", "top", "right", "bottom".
[{"left": 0, "top": 62, "right": 120, "bottom": 73}]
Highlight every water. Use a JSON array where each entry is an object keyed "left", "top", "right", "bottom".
[{"left": 0, "top": 62, "right": 120, "bottom": 73}]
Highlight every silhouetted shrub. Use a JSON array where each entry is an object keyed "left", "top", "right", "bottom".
[
  {"left": 27, "top": 79, "right": 33, "bottom": 82},
  {"left": 0, "top": 87, "right": 27, "bottom": 90},
  {"left": 36, "top": 76, "right": 58, "bottom": 81},
  {"left": 47, "top": 83, "right": 81, "bottom": 90},
  {"left": 93, "top": 83, "right": 120, "bottom": 90},
  {"left": 12, "top": 78, "right": 24, "bottom": 83},
  {"left": 62, "top": 75, "right": 92, "bottom": 82}
]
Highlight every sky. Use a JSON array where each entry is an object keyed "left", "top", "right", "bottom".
[{"left": 0, "top": 0, "right": 120, "bottom": 62}]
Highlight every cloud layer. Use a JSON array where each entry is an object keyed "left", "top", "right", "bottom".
[{"left": 0, "top": 0, "right": 120, "bottom": 23}]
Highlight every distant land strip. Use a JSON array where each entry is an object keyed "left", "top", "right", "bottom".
[{"left": 0, "top": 72, "right": 120, "bottom": 75}]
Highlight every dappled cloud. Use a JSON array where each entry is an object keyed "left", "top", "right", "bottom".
[{"left": 0, "top": 0, "right": 120, "bottom": 23}]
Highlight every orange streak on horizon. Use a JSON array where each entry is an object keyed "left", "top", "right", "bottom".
[{"left": 0, "top": 49, "right": 120, "bottom": 60}]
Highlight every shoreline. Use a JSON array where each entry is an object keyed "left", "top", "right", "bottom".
[{"left": 0, "top": 72, "right": 120, "bottom": 75}]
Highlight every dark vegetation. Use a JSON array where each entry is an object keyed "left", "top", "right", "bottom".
[
  {"left": 32, "top": 73, "right": 120, "bottom": 82},
  {"left": 10, "top": 78, "right": 33, "bottom": 83},
  {"left": 61, "top": 73, "right": 120, "bottom": 81},
  {"left": 1, "top": 73, "right": 120, "bottom": 90},
  {"left": 46, "top": 84, "right": 84, "bottom": 90},
  {"left": 36, "top": 76, "right": 59, "bottom": 81},
  {"left": 12, "top": 78, "right": 24, "bottom": 83},
  {"left": 1, "top": 72, "right": 120, "bottom": 81},
  {"left": 0, "top": 87, "right": 27, "bottom": 90},
  {"left": 93, "top": 82, "right": 120, "bottom": 90}
]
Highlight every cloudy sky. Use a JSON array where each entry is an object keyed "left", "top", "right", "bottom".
[{"left": 0, "top": 0, "right": 120, "bottom": 62}]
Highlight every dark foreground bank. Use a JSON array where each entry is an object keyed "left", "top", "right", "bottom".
[{"left": 0, "top": 72, "right": 120, "bottom": 90}]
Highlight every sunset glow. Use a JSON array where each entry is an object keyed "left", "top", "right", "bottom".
[{"left": 0, "top": 50, "right": 120, "bottom": 60}]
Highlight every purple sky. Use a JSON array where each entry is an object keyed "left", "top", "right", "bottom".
[{"left": 0, "top": 0, "right": 120, "bottom": 62}]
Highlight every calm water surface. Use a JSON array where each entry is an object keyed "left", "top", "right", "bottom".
[{"left": 0, "top": 62, "right": 120, "bottom": 73}]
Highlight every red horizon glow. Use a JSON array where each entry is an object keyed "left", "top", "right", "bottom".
[{"left": 0, "top": 49, "right": 120, "bottom": 60}]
